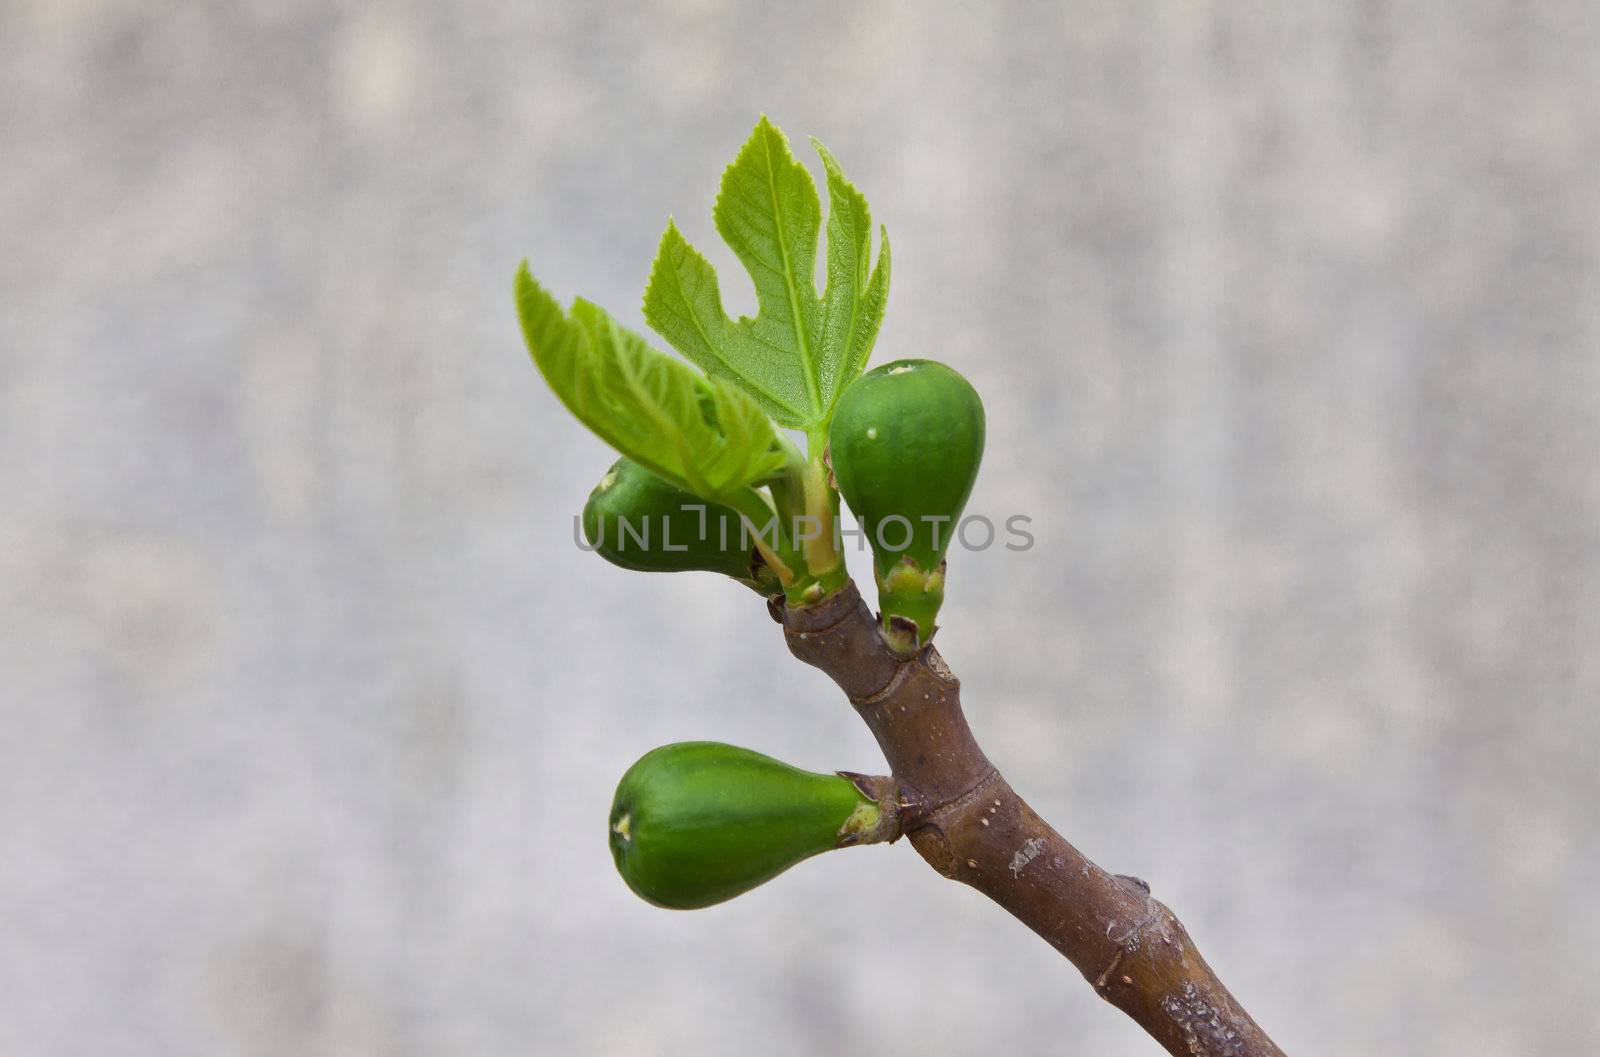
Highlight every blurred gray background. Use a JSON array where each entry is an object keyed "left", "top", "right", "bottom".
[{"left": 4, "top": 2, "right": 1598, "bottom": 1054}]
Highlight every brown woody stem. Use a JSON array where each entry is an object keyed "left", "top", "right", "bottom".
[{"left": 774, "top": 581, "right": 1286, "bottom": 1057}]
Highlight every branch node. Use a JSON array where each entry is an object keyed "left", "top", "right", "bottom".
[
  {"left": 1106, "top": 895, "right": 1167, "bottom": 953},
  {"left": 848, "top": 660, "right": 915, "bottom": 709},
  {"left": 918, "top": 767, "right": 1001, "bottom": 826}
]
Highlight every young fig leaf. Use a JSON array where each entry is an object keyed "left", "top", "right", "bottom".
[
  {"left": 643, "top": 116, "right": 890, "bottom": 431},
  {"left": 583, "top": 458, "right": 780, "bottom": 594},
  {"left": 515, "top": 263, "right": 786, "bottom": 500},
  {"left": 608, "top": 742, "right": 888, "bottom": 910},
  {"left": 829, "top": 359, "right": 985, "bottom": 647}
]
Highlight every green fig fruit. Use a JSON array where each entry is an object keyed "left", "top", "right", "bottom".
[
  {"left": 582, "top": 458, "right": 779, "bottom": 593},
  {"left": 608, "top": 742, "right": 891, "bottom": 910},
  {"left": 828, "top": 359, "right": 985, "bottom": 647}
]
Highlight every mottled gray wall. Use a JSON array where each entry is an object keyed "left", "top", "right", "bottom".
[{"left": 4, "top": 2, "right": 1598, "bottom": 1055}]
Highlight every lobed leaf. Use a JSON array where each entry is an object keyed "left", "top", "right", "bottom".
[
  {"left": 643, "top": 117, "right": 889, "bottom": 431},
  {"left": 515, "top": 263, "right": 786, "bottom": 499},
  {"left": 815, "top": 140, "right": 891, "bottom": 415}
]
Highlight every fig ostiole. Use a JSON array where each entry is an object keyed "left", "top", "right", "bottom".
[
  {"left": 582, "top": 458, "right": 781, "bottom": 594},
  {"left": 608, "top": 742, "right": 899, "bottom": 910},
  {"left": 827, "top": 359, "right": 985, "bottom": 650}
]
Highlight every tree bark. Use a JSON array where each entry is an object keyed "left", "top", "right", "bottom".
[{"left": 773, "top": 581, "right": 1286, "bottom": 1057}]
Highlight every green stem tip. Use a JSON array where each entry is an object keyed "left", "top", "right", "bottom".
[{"left": 876, "top": 557, "right": 945, "bottom": 653}]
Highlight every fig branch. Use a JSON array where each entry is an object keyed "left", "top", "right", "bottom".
[
  {"left": 513, "top": 116, "right": 1290, "bottom": 1056},
  {"left": 775, "top": 582, "right": 1286, "bottom": 1057}
]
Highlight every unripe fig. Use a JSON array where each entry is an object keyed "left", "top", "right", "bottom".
[
  {"left": 582, "top": 458, "right": 778, "bottom": 593},
  {"left": 608, "top": 742, "right": 893, "bottom": 910},
  {"left": 828, "top": 359, "right": 985, "bottom": 647}
]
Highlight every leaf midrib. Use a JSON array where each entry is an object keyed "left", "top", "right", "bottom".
[
  {"left": 610, "top": 327, "right": 711, "bottom": 496},
  {"left": 760, "top": 127, "right": 823, "bottom": 422},
  {"left": 833, "top": 199, "right": 865, "bottom": 408}
]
